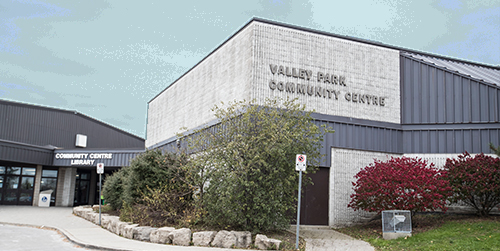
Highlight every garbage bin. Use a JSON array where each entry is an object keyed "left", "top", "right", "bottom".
[{"left": 38, "top": 190, "right": 53, "bottom": 207}]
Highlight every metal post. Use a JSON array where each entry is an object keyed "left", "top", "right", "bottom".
[
  {"left": 295, "top": 170, "right": 302, "bottom": 250},
  {"left": 99, "top": 173, "right": 102, "bottom": 226}
]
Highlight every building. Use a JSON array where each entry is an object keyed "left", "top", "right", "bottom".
[
  {"left": 146, "top": 18, "right": 500, "bottom": 227},
  {"left": 0, "top": 99, "right": 144, "bottom": 207}
]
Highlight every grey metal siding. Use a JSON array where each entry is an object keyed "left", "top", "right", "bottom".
[
  {"left": 0, "top": 140, "right": 53, "bottom": 166},
  {"left": 402, "top": 128, "right": 500, "bottom": 154},
  {"left": 400, "top": 56, "right": 500, "bottom": 125},
  {"left": 0, "top": 100, "right": 144, "bottom": 149},
  {"left": 52, "top": 150, "right": 144, "bottom": 167}
]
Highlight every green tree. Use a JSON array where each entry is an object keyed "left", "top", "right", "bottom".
[{"left": 185, "top": 97, "right": 333, "bottom": 232}]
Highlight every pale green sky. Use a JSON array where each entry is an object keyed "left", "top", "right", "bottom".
[{"left": 0, "top": 0, "right": 499, "bottom": 138}]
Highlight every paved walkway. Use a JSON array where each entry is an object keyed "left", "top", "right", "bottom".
[
  {"left": 294, "top": 226, "right": 375, "bottom": 251},
  {"left": 0, "top": 206, "right": 374, "bottom": 251}
]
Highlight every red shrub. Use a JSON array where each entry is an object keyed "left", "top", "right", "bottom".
[
  {"left": 444, "top": 152, "right": 500, "bottom": 216},
  {"left": 348, "top": 156, "right": 452, "bottom": 214}
]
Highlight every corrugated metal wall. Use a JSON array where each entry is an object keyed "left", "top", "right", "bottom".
[
  {"left": 401, "top": 55, "right": 499, "bottom": 124},
  {"left": 400, "top": 55, "right": 500, "bottom": 154},
  {"left": 0, "top": 101, "right": 144, "bottom": 149},
  {"left": 314, "top": 119, "right": 402, "bottom": 167},
  {"left": 0, "top": 140, "right": 53, "bottom": 165}
]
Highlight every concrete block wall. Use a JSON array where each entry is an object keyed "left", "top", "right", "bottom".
[
  {"left": 330, "top": 148, "right": 401, "bottom": 227},
  {"left": 146, "top": 24, "right": 255, "bottom": 148},
  {"left": 251, "top": 22, "right": 401, "bottom": 124},
  {"left": 55, "top": 167, "right": 76, "bottom": 207}
]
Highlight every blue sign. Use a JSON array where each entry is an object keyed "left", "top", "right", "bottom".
[{"left": 41, "top": 196, "right": 48, "bottom": 202}]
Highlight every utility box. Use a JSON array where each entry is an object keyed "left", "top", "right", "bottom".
[
  {"left": 38, "top": 190, "right": 53, "bottom": 207},
  {"left": 382, "top": 210, "right": 412, "bottom": 240}
]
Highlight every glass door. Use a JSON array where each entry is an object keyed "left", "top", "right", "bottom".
[
  {"left": 3, "top": 167, "right": 21, "bottom": 205},
  {"left": 74, "top": 171, "right": 90, "bottom": 206},
  {"left": 40, "top": 169, "right": 58, "bottom": 206},
  {"left": 0, "top": 166, "right": 36, "bottom": 205}
]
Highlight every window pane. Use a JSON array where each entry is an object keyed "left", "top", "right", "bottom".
[
  {"left": 0, "top": 166, "right": 5, "bottom": 174},
  {"left": 5, "top": 191, "right": 17, "bottom": 202},
  {"left": 7, "top": 167, "right": 21, "bottom": 175},
  {"left": 19, "top": 193, "right": 32, "bottom": 203},
  {"left": 40, "top": 178, "right": 57, "bottom": 192},
  {"left": 21, "top": 177, "right": 34, "bottom": 190},
  {"left": 22, "top": 167, "right": 36, "bottom": 176},
  {"left": 41, "top": 177, "right": 57, "bottom": 203},
  {"left": 0, "top": 176, "right": 3, "bottom": 189},
  {"left": 6, "top": 176, "right": 19, "bottom": 189},
  {"left": 42, "top": 170, "right": 58, "bottom": 178},
  {"left": 80, "top": 173, "right": 89, "bottom": 180},
  {"left": 0, "top": 193, "right": 2, "bottom": 202}
]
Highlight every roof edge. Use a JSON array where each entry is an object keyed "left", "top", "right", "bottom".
[
  {"left": 0, "top": 99, "right": 145, "bottom": 142},
  {"left": 148, "top": 17, "right": 500, "bottom": 104}
]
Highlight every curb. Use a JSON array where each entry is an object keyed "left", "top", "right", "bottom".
[{"left": 0, "top": 221, "right": 129, "bottom": 251}]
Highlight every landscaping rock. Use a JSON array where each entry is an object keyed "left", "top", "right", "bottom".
[
  {"left": 192, "top": 231, "right": 217, "bottom": 247},
  {"left": 231, "top": 231, "right": 252, "bottom": 248},
  {"left": 123, "top": 224, "right": 139, "bottom": 239},
  {"left": 116, "top": 221, "right": 130, "bottom": 236},
  {"left": 105, "top": 216, "right": 120, "bottom": 232},
  {"left": 255, "top": 234, "right": 281, "bottom": 250},
  {"left": 211, "top": 230, "right": 237, "bottom": 248},
  {"left": 168, "top": 228, "right": 191, "bottom": 246},
  {"left": 133, "top": 226, "right": 156, "bottom": 241},
  {"left": 106, "top": 217, "right": 121, "bottom": 233},
  {"left": 150, "top": 227, "right": 176, "bottom": 244}
]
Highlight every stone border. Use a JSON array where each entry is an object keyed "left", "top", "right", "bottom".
[{"left": 73, "top": 206, "right": 281, "bottom": 250}]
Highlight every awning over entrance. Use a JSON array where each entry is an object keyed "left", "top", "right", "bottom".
[{"left": 53, "top": 149, "right": 144, "bottom": 167}]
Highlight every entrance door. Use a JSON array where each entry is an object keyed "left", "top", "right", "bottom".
[
  {"left": 0, "top": 166, "right": 36, "bottom": 205},
  {"left": 74, "top": 171, "right": 90, "bottom": 206},
  {"left": 300, "top": 167, "right": 330, "bottom": 225}
]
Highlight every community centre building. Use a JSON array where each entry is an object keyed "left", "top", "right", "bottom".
[
  {"left": 0, "top": 99, "right": 144, "bottom": 207},
  {"left": 146, "top": 18, "right": 500, "bottom": 227}
]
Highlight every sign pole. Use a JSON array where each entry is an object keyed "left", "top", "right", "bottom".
[
  {"left": 99, "top": 172, "right": 102, "bottom": 226},
  {"left": 97, "top": 163, "right": 104, "bottom": 226},
  {"left": 295, "top": 169, "right": 302, "bottom": 250},
  {"left": 295, "top": 154, "right": 306, "bottom": 250}
]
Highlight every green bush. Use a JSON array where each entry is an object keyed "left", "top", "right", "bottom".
[
  {"left": 102, "top": 167, "right": 129, "bottom": 210},
  {"left": 123, "top": 149, "right": 190, "bottom": 206},
  {"left": 186, "top": 98, "right": 333, "bottom": 232},
  {"left": 102, "top": 149, "right": 194, "bottom": 226}
]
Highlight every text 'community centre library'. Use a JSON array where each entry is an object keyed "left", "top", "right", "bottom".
[{"left": 2, "top": 18, "right": 499, "bottom": 227}]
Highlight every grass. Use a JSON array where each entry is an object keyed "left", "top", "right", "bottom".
[{"left": 337, "top": 213, "right": 500, "bottom": 251}]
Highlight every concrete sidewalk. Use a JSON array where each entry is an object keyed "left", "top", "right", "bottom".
[
  {"left": 293, "top": 225, "right": 375, "bottom": 251},
  {"left": 0, "top": 206, "right": 234, "bottom": 251},
  {"left": 0, "top": 206, "right": 374, "bottom": 251}
]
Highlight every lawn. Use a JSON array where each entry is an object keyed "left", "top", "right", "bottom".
[{"left": 336, "top": 213, "right": 500, "bottom": 251}]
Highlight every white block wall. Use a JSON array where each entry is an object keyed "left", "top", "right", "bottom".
[
  {"left": 146, "top": 24, "right": 255, "bottom": 148},
  {"left": 147, "top": 20, "right": 401, "bottom": 148},
  {"left": 251, "top": 22, "right": 401, "bottom": 124},
  {"left": 330, "top": 148, "right": 401, "bottom": 227}
]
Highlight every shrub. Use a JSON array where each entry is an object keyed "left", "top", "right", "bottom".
[
  {"left": 186, "top": 98, "right": 332, "bottom": 232},
  {"left": 123, "top": 149, "right": 190, "bottom": 206},
  {"left": 348, "top": 156, "right": 452, "bottom": 214},
  {"left": 444, "top": 152, "right": 500, "bottom": 216},
  {"left": 102, "top": 167, "right": 129, "bottom": 210},
  {"left": 119, "top": 184, "right": 196, "bottom": 227},
  {"left": 102, "top": 149, "right": 195, "bottom": 226}
]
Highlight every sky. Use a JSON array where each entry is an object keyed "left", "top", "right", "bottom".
[{"left": 0, "top": 0, "right": 499, "bottom": 138}]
